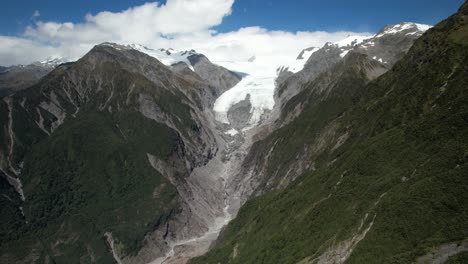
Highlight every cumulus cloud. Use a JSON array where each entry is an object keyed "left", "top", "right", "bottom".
[
  {"left": 24, "top": 0, "right": 234, "bottom": 44},
  {"left": 0, "top": 36, "right": 54, "bottom": 66},
  {"left": 0, "top": 0, "right": 370, "bottom": 67}
]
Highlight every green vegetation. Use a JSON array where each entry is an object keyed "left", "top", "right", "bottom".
[
  {"left": 447, "top": 251, "right": 468, "bottom": 264},
  {"left": 1, "top": 109, "right": 179, "bottom": 262},
  {"left": 192, "top": 3, "right": 468, "bottom": 264},
  {"left": 0, "top": 52, "right": 201, "bottom": 262},
  {"left": 0, "top": 177, "right": 24, "bottom": 242},
  {"left": 250, "top": 53, "right": 370, "bottom": 190}
]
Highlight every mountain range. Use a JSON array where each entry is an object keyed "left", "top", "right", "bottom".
[{"left": 1, "top": 2, "right": 467, "bottom": 264}]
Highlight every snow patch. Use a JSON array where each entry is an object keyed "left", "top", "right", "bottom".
[
  {"left": 340, "top": 50, "right": 350, "bottom": 58},
  {"left": 38, "top": 56, "right": 68, "bottom": 67},
  {"left": 276, "top": 47, "right": 319, "bottom": 76},
  {"left": 129, "top": 44, "right": 198, "bottom": 71},
  {"left": 333, "top": 35, "right": 373, "bottom": 59},
  {"left": 334, "top": 35, "right": 373, "bottom": 47},
  {"left": 282, "top": 47, "right": 319, "bottom": 73},
  {"left": 414, "top": 23, "right": 432, "bottom": 32},
  {"left": 225, "top": 128, "right": 239, "bottom": 136}
]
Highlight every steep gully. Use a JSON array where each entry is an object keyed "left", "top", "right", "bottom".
[{"left": 148, "top": 70, "right": 276, "bottom": 264}]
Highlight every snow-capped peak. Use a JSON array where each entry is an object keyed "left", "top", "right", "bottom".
[
  {"left": 100, "top": 42, "right": 200, "bottom": 71},
  {"left": 327, "top": 22, "right": 433, "bottom": 59},
  {"left": 129, "top": 44, "right": 200, "bottom": 71},
  {"left": 375, "top": 22, "right": 432, "bottom": 38}
]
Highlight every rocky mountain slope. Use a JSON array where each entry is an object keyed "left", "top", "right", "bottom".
[
  {"left": 272, "top": 22, "right": 431, "bottom": 125},
  {"left": 0, "top": 58, "right": 67, "bottom": 96},
  {"left": 124, "top": 44, "right": 241, "bottom": 94},
  {"left": 192, "top": 2, "right": 468, "bottom": 263},
  {"left": 0, "top": 43, "right": 240, "bottom": 263}
]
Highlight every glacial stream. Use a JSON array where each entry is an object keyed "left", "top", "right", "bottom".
[{"left": 149, "top": 124, "right": 250, "bottom": 264}]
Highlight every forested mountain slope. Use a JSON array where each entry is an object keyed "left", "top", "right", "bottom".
[{"left": 193, "top": 2, "right": 468, "bottom": 263}]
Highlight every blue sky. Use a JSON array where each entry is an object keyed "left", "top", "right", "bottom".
[
  {"left": 219, "top": 0, "right": 464, "bottom": 32},
  {"left": 0, "top": 0, "right": 463, "bottom": 36},
  {"left": 0, "top": 0, "right": 465, "bottom": 66}
]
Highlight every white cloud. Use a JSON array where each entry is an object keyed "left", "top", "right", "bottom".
[
  {"left": 0, "top": 0, "right": 370, "bottom": 67},
  {"left": 163, "top": 26, "right": 366, "bottom": 75},
  {"left": 24, "top": 0, "right": 234, "bottom": 44},
  {"left": 0, "top": 36, "right": 54, "bottom": 66}
]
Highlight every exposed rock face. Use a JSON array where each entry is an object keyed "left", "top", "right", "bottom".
[
  {"left": 187, "top": 54, "right": 241, "bottom": 96},
  {"left": 226, "top": 94, "right": 252, "bottom": 130},
  {"left": 416, "top": 240, "right": 468, "bottom": 264}
]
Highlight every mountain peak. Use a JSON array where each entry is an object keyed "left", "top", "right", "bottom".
[
  {"left": 96, "top": 42, "right": 203, "bottom": 71},
  {"left": 321, "top": 22, "right": 433, "bottom": 61},
  {"left": 375, "top": 22, "right": 432, "bottom": 38}
]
